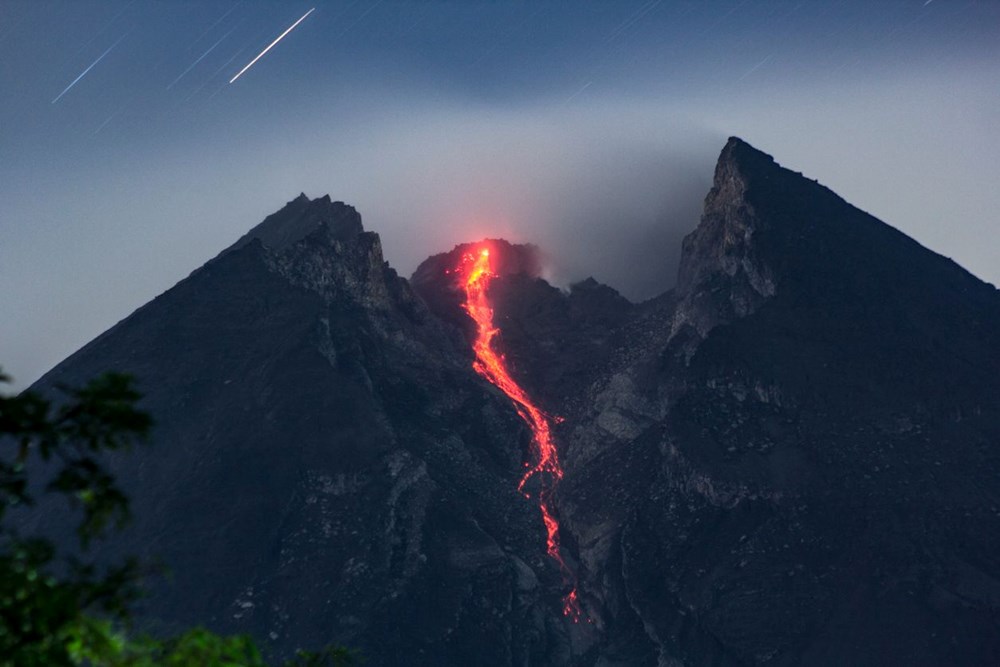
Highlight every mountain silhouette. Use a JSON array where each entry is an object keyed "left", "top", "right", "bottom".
[{"left": 26, "top": 138, "right": 1000, "bottom": 666}]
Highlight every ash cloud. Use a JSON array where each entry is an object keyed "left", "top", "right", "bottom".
[
  {"left": 523, "top": 136, "right": 716, "bottom": 300},
  {"left": 0, "top": 90, "right": 722, "bottom": 391},
  {"left": 271, "top": 97, "right": 722, "bottom": 302}
]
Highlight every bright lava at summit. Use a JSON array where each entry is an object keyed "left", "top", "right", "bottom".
[{"left": 455, "top": 245, "right": 584, "bottom": 622}]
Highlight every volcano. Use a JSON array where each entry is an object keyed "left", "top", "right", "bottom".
[{"left": 23, "top": 138, "right": 1000, "bottom": 665}]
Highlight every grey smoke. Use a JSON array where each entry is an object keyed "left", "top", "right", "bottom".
[
  {"left": 0, "top": 93, "right": 721, "bottom": 391},
  {"left": 318, "top": 101, "right": 722, "bottom": 301}
]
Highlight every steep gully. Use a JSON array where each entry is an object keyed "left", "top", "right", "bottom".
[{"left": 451, "top": 245, "right": 584, "bottom": 622}]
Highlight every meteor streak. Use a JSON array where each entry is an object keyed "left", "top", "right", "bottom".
[
  {"left": 187, "top": 0, "right": 243, "bottom": 50},
  {"left": 455, "top": 245, "right": 585, "bottom": 622},
  {"left": 52, "top": 32, "right": 129, "bottom": 104},
  {"left": 69, "top": 0, "right": 135, "bottom": 60},
  {"left": 183, "top": 46, "right": 247, "bottom": 103},
  {"left": 229, "top": 7, "right": 315, "bottom": 84},
  {"left": 168, "top": 27, "right": 236, "bottom": 90}
]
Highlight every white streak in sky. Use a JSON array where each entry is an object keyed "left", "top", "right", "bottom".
[
  {"left": 168, "top": 27, "right": 237, "bottom": 90},
  {"left": 70, "top": 0, "right": 135, "bottom": 60},
  {"left": 565, "top": 81, "right": 593, "bottom": 104},
  {"left": 52, "top": 32, "right": 128, "bottom": 104},
  {"left": 92, "top": 105, "right": 127, "bottom": 137},
  {"left": 182, "top": 46, "right": 247, "bottom": 104},
  {"left": 229, "top": 8, "right": 315, "bottom": 84},
  {"left": 606, "top": 0, "right": 662, "bottom": 43},
  {"left": 739, "top": 54, "right": 773, "bottom": 81},
  {"left": 187, "top": 0, "right": 243, "bottom": 50},
  {"left": 338, "top": 0, "right": 384, "bottom": 38}
]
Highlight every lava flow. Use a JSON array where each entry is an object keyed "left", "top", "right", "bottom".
[{"left": 455, "top": 245, "right": 584, "bottom": 622}]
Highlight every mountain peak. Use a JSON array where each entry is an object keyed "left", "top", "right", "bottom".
[
  {"left": 670, "top": 138, "right": 779, "bottom": 339},
  {"left": 673, "top": 135, "right": 1000, "bottom": 350},
  {"left": 228, "top": 194, "right": 363, "bottom": 254},
  {"left": 709, "top": 137, "right": 781, "bottom": 204},
  {"left": 411, "top": 238, "right": 543, "bottom": 290},
  {"left": 718, "top": 136, "right": 776, "bottom": 170}
]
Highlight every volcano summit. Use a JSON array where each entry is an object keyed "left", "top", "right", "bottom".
[{"left": 24, "top": 138, "right": 1000, "bottom": 666}]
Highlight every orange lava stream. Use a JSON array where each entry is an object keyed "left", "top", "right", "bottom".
[{"left": 456, "top": 246, "right": 583, "bottom": 622}]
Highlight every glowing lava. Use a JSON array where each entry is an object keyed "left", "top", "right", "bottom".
[{"left": 455, "top": 245, "right": 583, "bottom": 622}]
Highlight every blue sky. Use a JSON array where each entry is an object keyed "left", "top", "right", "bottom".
[{"left": 2, "top": 0, "right": 998, "bottom": 389}]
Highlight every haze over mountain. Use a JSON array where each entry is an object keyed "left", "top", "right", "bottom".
[
  {"left": 24, "top": 138, "right": 1000, "bottom": 665},
  {"left": 3, "top": 1, "right": 999, "bottom": 395}
]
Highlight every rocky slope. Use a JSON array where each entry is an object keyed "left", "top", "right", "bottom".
[
  {"left": 29, "top": 196, "right": 585, "bottom": 664},
  {"left": 24, "top": 139, "right": 1000, "bottom": 665},
  {"left": 474, "top": 138, "right": 1000, "bottom": 666}
]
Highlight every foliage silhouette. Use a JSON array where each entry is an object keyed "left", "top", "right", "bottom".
[{"left": 0, "top": 369, "right": 357, "bottom": 666}]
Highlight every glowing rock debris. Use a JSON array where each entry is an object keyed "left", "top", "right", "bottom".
[{"left": 454, "top": 245, "right": 584, "bottom": 622}]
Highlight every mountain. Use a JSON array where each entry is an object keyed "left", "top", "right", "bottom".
[
  {"left": 505, "top": 138, "right": 1000, "bottom": 666},
  {"left": 25, "top": 139, "right": 1000, "bottom": 665}
]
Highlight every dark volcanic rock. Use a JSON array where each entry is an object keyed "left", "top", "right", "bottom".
[
  {"left": 26, "top": 199, "right": 586, "bottom": 665},
  {"left": 20, "top": 139, "right": 1000, "bottom": 666},
  {"left": 410, "top": 239, "right": 547, "bottom": 346},
  {"left": 412, "top": 241, "right": 633, "bottom": 416},
  {"left": 542, "top": 138, "right": 1000, "bottom": 666},
  {"left": 229, "top": 193, "right": 364, "bottom": 252}
]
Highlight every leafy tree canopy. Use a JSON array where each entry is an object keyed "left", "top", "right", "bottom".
[{"left": 0, "top": 370, "right": 357, "bottom": 667}]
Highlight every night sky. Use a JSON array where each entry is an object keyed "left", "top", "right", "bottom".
[{"left": 2, "top": 0, "right": 998, "bottom": 390}]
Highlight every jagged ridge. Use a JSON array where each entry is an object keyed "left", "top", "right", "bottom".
[{"left": 21, "top": 138, "right": 1000, "bottom": 666}]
